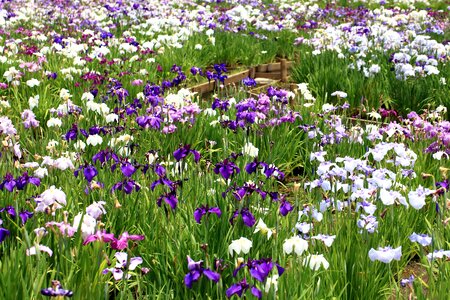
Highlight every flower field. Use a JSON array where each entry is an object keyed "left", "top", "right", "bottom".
[{"left": 0, "top": 0, "right": 449, "bottom": 299}]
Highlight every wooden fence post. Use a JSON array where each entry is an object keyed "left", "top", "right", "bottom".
[{"left": 280, "top": 59, "right": 287, "bottom": 82}]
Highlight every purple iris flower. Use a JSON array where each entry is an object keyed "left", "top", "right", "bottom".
[
  {"left": 230, "top": 208, "right": 256, "bottom": 227},
  {"left": 19, "top": 210, "right": 33, "bottom": 225},
  {"left": 150, "top": 177, "right": 175, "bottom": 191},
  {"left": 190, "top": 67, "right": 201, "bottom": 76},
  {"left": 0, "top": 206, "right": 16, "bottom": 218},
  {"left": 173, "top": 144, "right": 200, "bottom": 163},
  {"left": 41, "top": 281, "right": 73, "bottom": 297},
  {"left": 214, "top": 159, "right": 240, "bottom": 180},
  {"left": 232, "top": 182, "right": 267, "bottom": 201},
  {"left": 245, "top": 160, "right": 260, "bottom": 174},
  {"left": 0, "top": 173, "right": 16, "bottom": 192},
  {"left": 84, "top": 166, "right": 98, "bottom": 182},
  {"left": 111, "top": 180, "right": 140, "bottom": 194},
  {"left": 136, "top": 114, "right": 162, "bottom": 129},
  {"left": 1, "top": 172, "right": 40, "bottom": 192},
  {"left": 249, "top": 259, "right": 273, "bottom": 282},
  {"left": 194, "top": 206, "right": 222, "bottom": 224},
  {"left": 74, "top": 165, "right": 98, "bottom": 182},
  {"left": 65, "top": 124, "right": 79, "bottom": 141},
  {"left": 0, "top": 227, "right": 10, "bottom": 243},
  {"left": 157, "top": 191, "right": 178, "bottom": 210},
  {"left": 184, "top": 256, "right": 220, "bottom": 288},
  {"left": 242, "top": 77, "right": 257, "bottom": 87},
  {"left": 226, "top": 278, "right": 261, "bottom": 299},
  {"left": 260, "top": 163, "right": 285, "bottom": 181},
  {"left": 436, "top": 179, "right": 449, "bottom": 196},
  {"left": 212, "top": 98, "right": 230, "bottom": 111},
  {"left": 279, "top": 199, "right": 293, "bottom": 216},
  {"left": 15, "top": 172, "right": 40, "bottom": 189},
  {"left": 235, "top": 258, "right": 284, "bottom": 283},
  {"left": 121, "top": 163, "right": 136, "bottom": 177},
  {"left": 92, "top": 149, "right": 119, "bottom": 165},
  {"left": 154, "top": 164, "right": 166, "bottom": 177}
]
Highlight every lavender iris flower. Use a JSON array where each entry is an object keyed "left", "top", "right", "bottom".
[
  {"left": 368, "top": 246, "right": 402, "bottom": 263},
  {"left": 400, "top": 275, "right": 414, "bottom": 287},
  {"left": 409, "top": 233, "right": 432, "bottom": 246}
]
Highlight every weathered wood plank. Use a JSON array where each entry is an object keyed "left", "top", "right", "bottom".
[{"left": 254, "top": 72, "right": 281, "bottom": 79}]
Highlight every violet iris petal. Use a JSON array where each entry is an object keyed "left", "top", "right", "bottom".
[{"left": 0, "top": 228, "right": 10, "bottom": 243}]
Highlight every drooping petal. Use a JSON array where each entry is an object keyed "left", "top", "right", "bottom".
[
  {"left": 203, "top": 269, "right": 220, "bottom": 283},
  {"left": 251, "top": 286, "right": 262, "bottom": 299}
]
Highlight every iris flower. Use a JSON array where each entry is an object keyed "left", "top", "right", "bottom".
[
  {"left": 283, "top": 236, "right": 308, "bottom": 255},
  {"left": 229, "top": 237, "right": 253, "bottom": 256},
  {"left": 103, "top": 252, "right": 143, "bottom": 280},
  {"left": 409, "top": 233, "right": 432, "bottom": 246},
  {"left": 368, "top": 246, "right": 402, "bottom": 263},
  {"left": 173, "top": 144, "right": 200, "bottom": 163},
  {"left": 229, "top": 208, "right": 256, "bottom": 227},
  {"left": 41, "top": 281, "right": 73, "bottom": 297},
  {"left": 110, "top": 232, "right": 145, "bottom": 250},
  {"left": 194, "top": 206, "right": 221, "bottom": 224},
  {"left": 226, "top": 278, "right": 261, "bottom": 299},
  {"left": 0, "top": 227, "right": 10, "bottom": 243},
  {"left": 184, "top": 256, "right": 220, "bottom": 288}
]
